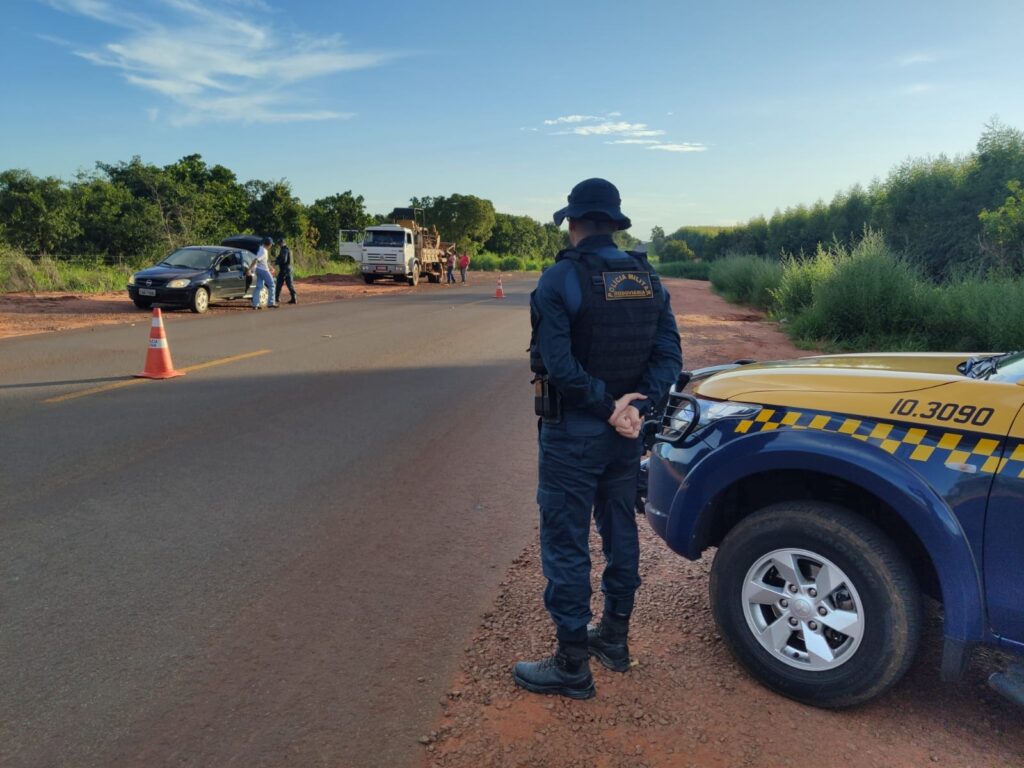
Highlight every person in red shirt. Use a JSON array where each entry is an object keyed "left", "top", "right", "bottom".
[{"left": 458, "top": 252, "right": 470, "bottom": 284}]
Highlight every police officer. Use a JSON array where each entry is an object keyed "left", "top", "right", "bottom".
[
  {"left": 513, "top": 178, "right": 682, "bottom": 699},
  {"left": 274, "top": 237, "right": 297, "bottom": 304}
]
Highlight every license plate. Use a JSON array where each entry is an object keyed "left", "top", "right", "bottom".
[
  {"left": 139, "top": 288, "right": 156, "bottom": 296},
  {"left": 375, "top": 266, "right": 388, "bottom": 272}
]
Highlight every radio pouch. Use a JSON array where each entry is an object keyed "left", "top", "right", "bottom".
[{"left": 532, "top": 376, "right": 562, "bottom": 423}]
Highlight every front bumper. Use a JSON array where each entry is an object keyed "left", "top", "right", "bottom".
[
  {"left": 361, "top": 264, "right": 404, "bottom": 275},
  {"left": 128, "top": 285, "right": 194, "bottom": 305}
]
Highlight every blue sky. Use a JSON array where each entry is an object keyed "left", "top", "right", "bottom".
[{"left": 3, "top": 0, "right": 1024, "bottom": 236}]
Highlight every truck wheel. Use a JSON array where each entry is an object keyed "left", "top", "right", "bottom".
[
  {"left": 710, "top": 501, "right": 921, "bottom": 708},
  {"left": 363, "top": 275, "right": 376, "bottom": 285},
  {"left": 410, "top": 263, "right": 420, "bottom": 286},
  {"left": 426, "top": 271, "right": 440, "bottom": 284},
  {"left": 190, "top": 287, "right": 210, "bottom": 314}
]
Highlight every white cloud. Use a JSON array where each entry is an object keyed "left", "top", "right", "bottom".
[
  {"left": 39, "top": 0, "right": 392, "bottom": 125},
  {"left": 556, "top": 121, "right": 666, "bottom": 137},
  {"left": 539, "top": 111, "right": 704, "bottom": 155},
  {"left": 647, "top": 143, "right": 707, "bottom": 152},
  {"left": 543, "top": 113, "right": 625, "bottom": 125}
]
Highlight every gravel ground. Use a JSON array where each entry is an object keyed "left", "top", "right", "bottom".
[{"left": 417, "top": 280, "right": 1023, "bottom": 768}]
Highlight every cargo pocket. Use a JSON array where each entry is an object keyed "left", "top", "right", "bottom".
[{"left": 537, "top": 488, "right": 566, "bottom": 511}]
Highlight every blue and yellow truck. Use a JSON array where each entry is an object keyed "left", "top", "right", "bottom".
[{"left": 645, "top": 351, "right": 1024, "bottom": 708}]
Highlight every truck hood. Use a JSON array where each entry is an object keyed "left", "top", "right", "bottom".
[{"left": 697, "top": 352, "right": 976, "bottom": 400}]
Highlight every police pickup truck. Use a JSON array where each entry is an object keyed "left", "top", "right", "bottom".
[{"left": 644, "top": 351, "right": 1024, "bottom": 708}]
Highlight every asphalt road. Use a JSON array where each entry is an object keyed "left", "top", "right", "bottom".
[{"left": 0, "top": 279, "right": 539, "bottom": 768}]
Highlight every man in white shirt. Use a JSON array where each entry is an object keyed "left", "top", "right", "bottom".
[{"left": 248, "top": 236, "right": 278, "bottom": 309}]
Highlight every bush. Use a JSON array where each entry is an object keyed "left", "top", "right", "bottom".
[
  {"left": 920, "top": 275, "right": 1024, "bottom": 350},
  {"left": 709, "top": 254, "right": 783, "bottom": 309},
  {"left": 473, "top": 253, "right": 500, "bottom": 271},
  {"left": 499, "top": 256, "right": 525, "bottom": 272},
  {"left": 656, "top": 261, "right": 710, "bottom": 280},
  {"left": 772, "top": 242, "right": 845, "bottom": 318},
  {"left": 789, "top": 233, "right": 927, "bottom": 347}
]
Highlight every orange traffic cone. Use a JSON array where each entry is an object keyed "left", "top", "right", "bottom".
[
  {"left": 494, "top": 273, "right": 505, "bottom": 299},
  {"left": 135, "top": 308, "right": 184, "bottom": 379}
]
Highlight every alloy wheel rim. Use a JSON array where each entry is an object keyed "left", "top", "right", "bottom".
[{"left": 741, "top": 547, "right": 865, "bottom": 671}]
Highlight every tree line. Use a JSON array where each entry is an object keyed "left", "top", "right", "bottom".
[
  {"left": 652, "top": 122, "right": 1024, "bottom": 280},
  {"left": 0, "top": 154, "right": 645, "bottom": 267}
]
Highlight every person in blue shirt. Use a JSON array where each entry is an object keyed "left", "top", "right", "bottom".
[{"left": 513, "top": 178, "right": 683, "bottom": 699}]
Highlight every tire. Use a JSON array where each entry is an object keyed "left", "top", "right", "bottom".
[
  {"left": 258, "top": 285, "right": 269, "bottom": 308},
  {"left": 363, "top": 275, "right": 376, "bottom": 285},
  {"left": 709, "top": 501, "right": 921, "bottom": 708},
  {"left": 410, "top": 263, "right": 420, "bottom": 286},
  {"left": 133, "top": 298, "right": 152, "bottom": 309},
  {"left": 426, "top": 271, "right": 440, "bottom": 284},
  {"left": 190, "top": 287, "right": 210, "bottom": 314}
]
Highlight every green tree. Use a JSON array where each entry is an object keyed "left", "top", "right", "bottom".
[
  {"left": 660, "top": 239, "right": 696, "bottom": 262},
  {"left": 649, "top": 226, "right": 666, "bottom": 257},
  {"left": 418, "top": 193, "right": 496, "bottom": 253},
  {"left": 0, "top": 170, "right": 81, "bottom": 254},
  {"left": 979, "top": 180, "right": 1024, "bottom": 272},
  {"left": 307, "top": 191, "right": 373, "bottom": 249},
  {"left": 72, "top": 176, "right": 164, "bottom": 263},
  {"left": 245, "top": 180, "right": 308, "bottom": 243},
  {"left": 485, "top": 213, "right": 543, "bottom": 257}
]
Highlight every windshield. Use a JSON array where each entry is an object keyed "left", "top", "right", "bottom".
[
  {"left": 160, "top": 248, "right": 217, "bottom": 270},
  {"left": 958, "top": 351, "right": 1024, "bottom": 382},
  {"left": 986, "top": 351, "right": 1024, "bottom": 383},
  {"left": 363, "top": 230, "right": 405, "bottom": 248}
]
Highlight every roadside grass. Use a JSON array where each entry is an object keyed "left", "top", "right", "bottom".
[
  {"left": 656, "top": 261, "right": 711, "bottom": 280},
  {"left": 710, "top": 233, "right": 1024, "bottom": 351},
  {"left": 0, "top": 246, "right": 131, "bottom": 293},
  {"left": 708, "top": 254, "right": 783, "bottom": 308}
]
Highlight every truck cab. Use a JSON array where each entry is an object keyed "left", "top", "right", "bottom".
[{"left": 340, "top": 208, "right": 446, "bottom": 287}]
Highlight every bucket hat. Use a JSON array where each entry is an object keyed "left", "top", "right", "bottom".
[{"left": 552, "top": 178, "right": 631, "bottom": 230}]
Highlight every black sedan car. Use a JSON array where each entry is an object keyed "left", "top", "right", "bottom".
[{"left": 127, "top": 246, "right": 268, "bottom": 313}]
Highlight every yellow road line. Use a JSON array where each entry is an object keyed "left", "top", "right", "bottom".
[{"left": 42, "top": 349, "right": 271, "bottom": 404}]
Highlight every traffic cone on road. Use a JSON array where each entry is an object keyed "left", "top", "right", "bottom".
[
  {"left": 495, "top": 273, "right": 505, "bottom": 299},
  {"left": 135, "top": 308, "right": 184, "bottom": 379}
]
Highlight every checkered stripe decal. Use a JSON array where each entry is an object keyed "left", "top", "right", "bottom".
[{"left": 734, "top": 408, "right": 1024, "bottom": 478}]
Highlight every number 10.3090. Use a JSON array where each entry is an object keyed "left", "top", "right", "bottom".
[{"left": 890, "top": 399, "right": 994, "bottom": 426}]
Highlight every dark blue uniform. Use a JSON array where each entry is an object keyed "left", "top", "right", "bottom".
[
  {"left": 531, "top": 234, "right": 682, "bottom": 644},
  {"left": 275, "top": 244, "right": 296, "bottom": 303}
]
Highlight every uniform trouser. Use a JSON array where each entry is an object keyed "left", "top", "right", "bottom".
[
  {"left": 537, "top": 414, "right": 643, "bottom": 644},
  {"left": 275, "top": 269, "right": 296, "bottom": 301}
]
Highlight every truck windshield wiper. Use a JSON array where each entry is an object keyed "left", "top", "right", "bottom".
[{"left": 958, "top": 352, "right": 1015, "bottom": 379}]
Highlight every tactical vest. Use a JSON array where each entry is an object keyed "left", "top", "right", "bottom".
[{"left": 530, "top": 246, "right": 664, "bottom": 399}]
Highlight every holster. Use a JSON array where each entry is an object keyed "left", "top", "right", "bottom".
[{"left": 532, "top": 375, "right": 562, "bottom": 423}]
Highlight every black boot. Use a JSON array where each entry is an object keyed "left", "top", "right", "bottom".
[
  {"left": 512, "top": 642, "right": 595, "bottom": 699},
  {"left": 587, "top": 613, "right": 630, "bottom": 672}
]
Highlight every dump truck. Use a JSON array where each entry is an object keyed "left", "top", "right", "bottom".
[{"left": 339, "top": 208, "right": 456, "bottom": 286}]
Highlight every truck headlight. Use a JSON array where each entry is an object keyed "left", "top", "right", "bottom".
[
  {"left": 661, "top": 392, "right": 761, "bottom": 441},
  {"left": 167, "top": 278, "right": 191, "bottom": 288}
]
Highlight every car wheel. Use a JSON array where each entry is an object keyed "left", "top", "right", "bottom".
[
  {"left": 410, "top": 263, "right": 420, "bottom": 286},
  {"left": 709, "top": 501, "right": 921, "bottom": 708},
  {"left": 133, "top": 298, "right": 153, "bottom": 310},
  {"left": 190, "top": 287, "right": 210, "bottom": 314},
  {"left": 363, "top": 275, "right": 376, "bottom": 285}
]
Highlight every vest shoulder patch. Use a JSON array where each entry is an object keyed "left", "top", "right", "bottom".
[{"left": 602, "top": 271, "right": 654, "bottom": 300}]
